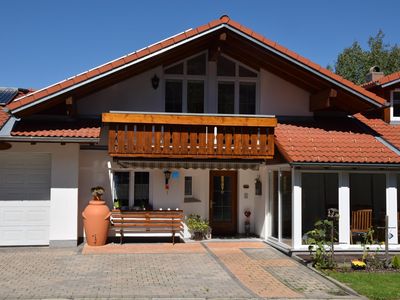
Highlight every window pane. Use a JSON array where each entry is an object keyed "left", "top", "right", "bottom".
[
  {"left": 281, "top": 171, "right": 292, "bottom": 246},
  {"left": 165, "top": 80, "right": 182, "bottom": 112},
  {"left": 114, "top": 172, "right": 130, "bottom": 208},
  {"left": 239, "top": 82, "right": 256, "bottom": 114},
  {"left": 302, "top": 173, "right": 338, "bottom": 242},
  {"left": 134, "top": 172, "right": 149, "bottom": 208},
  {"left": 393, "top": 92, "right": 400, "bottom": 117},
  {"left": 218, "top": 82, "right": 234, "bottom": 114},
  {"left": 165, "top": 63, "right": 184, "bottom": 75},
  {"left": 187, "top": 54, "right": 206, "bottom": 75},
  {"left": 397, "top": 174, "right": 400, "bottom": 242},
  {"left": 187, "top": 81, "right": 204, "bottom": 113},
  {"left": 350, "top": 174, "right": 386, "bottom": 244},
  {"left": 271, "top": 171, "right": 279, "bottom": 239},
  {"left": 217, "top": 56, "right": 235, "bottom": 76},
  {"left": 239, "top": 65, "right": 257, "bottom": 77},
  {"left": 184, "top": 176, "right": 192, "bottom": 196}
]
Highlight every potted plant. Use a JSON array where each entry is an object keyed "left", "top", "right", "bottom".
[
  {"left": 82, "top": 186, "right": 111, "bottom": 246},
  {"left": 186, "top": 214, "right": 210, "bottom": 240}
]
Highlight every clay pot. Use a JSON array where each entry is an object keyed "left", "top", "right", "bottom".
[{"left": 82, "top": 200, "right": 111, "bottom": 246}]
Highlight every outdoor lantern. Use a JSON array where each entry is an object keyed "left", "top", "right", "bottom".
[
  {"left": 151, "top": 74, "right": 159, "bottom": 89},
  {"left": 164, "top": 170, "right": 172, "bottom": 190}
]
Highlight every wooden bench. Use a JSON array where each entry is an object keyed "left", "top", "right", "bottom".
[{"left": 110, "top": 210, "right": 183, "bottom": 244}]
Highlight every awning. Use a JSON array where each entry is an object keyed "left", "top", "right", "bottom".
[{"left": 115, "top": 159, "right": 261, "bottom": 170}]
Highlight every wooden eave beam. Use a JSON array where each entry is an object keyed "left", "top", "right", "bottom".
[
  {"left": 102, "top": 113, "right": 277, "bottom": 127},
  {"left": 309, "top": 88, "right": 338, "bottom": 111}
]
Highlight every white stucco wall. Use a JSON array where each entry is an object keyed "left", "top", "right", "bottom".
[
  {"left": 78, "top": 150, "right": 113, "bottom": 238},
  {"left": 78, "top": 149, "right": 264, "bottom": 239},
  {"left": 4, "top": 143, "right": 79, "bottom": 246},
  {"left": 77, "top": 66, "right": 163, "bottom": 115},
  {"left": 254, "top": 165, "right": 267, "bottom": 238},
  {"left": 237, "top": 170, "right": 258, "bottom": 234},
  {"left": 76, "top": 58, "right": 311, "bottom": 117},
  {"left": 260, "top": 69, "right": 312, "bottom": 116}
]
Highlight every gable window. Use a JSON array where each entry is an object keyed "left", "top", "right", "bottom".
[
  {"left": 217, "top": 55, "right": 258, "bottom": 115},
  {"left": 164, "top": 53, "right": 206, "bottom": 113},
  {"left": 391, "top": 90, "right": 400, "bottom": 120}
]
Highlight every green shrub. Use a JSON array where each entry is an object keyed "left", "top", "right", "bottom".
[
  {"left": 306, "top": 219, "right": 337, "bottom": 269},
  {"left": 392, "top": 255, "right": 400, "bottom": 269}
]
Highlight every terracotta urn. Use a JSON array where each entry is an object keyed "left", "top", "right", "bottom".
[{"left": 82, "top": 189, "right": 111, "bottom": 246}]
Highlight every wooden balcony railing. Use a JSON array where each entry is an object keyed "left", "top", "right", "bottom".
[{"left": 102, "top": 113, "right": 277, "bottom": 160}]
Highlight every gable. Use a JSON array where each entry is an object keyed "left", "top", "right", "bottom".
[{"left": 5, "top": 15, "right": 387, "bottom": 117}]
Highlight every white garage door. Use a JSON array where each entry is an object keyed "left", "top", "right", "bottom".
[{"left": 0, "top": 153, "right": 51, "bottom": 246}]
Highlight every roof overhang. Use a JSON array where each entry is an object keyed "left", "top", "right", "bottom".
[
  {"left": 9, "top": 21, "right": 386, "bottom": 114},
  {"left": 291, "top": 161, "right": 400, "bottom": 169},
  {"left": 382, "top": 78, "right": 400, "bottom": 88}
]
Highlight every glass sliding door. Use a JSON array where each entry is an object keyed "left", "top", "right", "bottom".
[
  {"left": 270, "top": 171, "right": 279, "bottom": 239},
  {"left": 269, "top": 169, "right": 292, "bottom": 246},
  {"left": 281, "top": 171, "right": 292, "bottom": 246},
  {"left": 350, "top": 173, "right": 386, "bottom": 244},
  {"left": 302, "top": 173, "right": 338, "bottom": 242}
]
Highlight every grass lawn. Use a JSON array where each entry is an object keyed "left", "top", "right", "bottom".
[{"left": 327, "top": 271, "right": 400, "bottom": 300}]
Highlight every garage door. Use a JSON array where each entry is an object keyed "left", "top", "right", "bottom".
[{"left": 0, "top": 153, "right": 51, "bottom": 246}]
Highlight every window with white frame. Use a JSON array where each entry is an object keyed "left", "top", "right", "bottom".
[
  {"left": 217, "top": 55, "right": 258, "bottom": 114},
  {"left": 391, "top": 89, "right": 400, "bottom": 120},
  {"left": 164, "top": 53, "right": 207, "bottom": 113},
  {"left": 113, "top": 171, "right": 150, "bottom": 209}
]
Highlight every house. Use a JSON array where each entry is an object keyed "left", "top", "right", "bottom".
[{"left": 0, "top": 15, "right": 399, "bottom": 251}]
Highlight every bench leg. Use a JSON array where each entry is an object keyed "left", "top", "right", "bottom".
[
  {"left": 172, "top": 231, "right": 175, "bottom": 245},
  {"left": 120, "top": 229, "right": 123, "bottom": 245}
]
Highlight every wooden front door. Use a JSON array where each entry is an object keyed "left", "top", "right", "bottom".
[{"left": 209, "top": 170, "right": 237, "bottom": 236}]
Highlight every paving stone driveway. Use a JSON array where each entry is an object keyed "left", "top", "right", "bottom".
[{"left": 0, "top": 241, "right": 359, "bottom": 299}]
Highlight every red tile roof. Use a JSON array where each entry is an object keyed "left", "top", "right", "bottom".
[
  {"left": 355, "top": 113, "right": 400, "bottom": 150},
  {"left": 275, "top": 117, "right": 400, "bottom": 164},
  {"left": 362, "top": 71, "right": 400, "bottom": 89},
  {"left": 0, "top": 110, "right": 10, "bottom": 129},
  {"left": 7, "top": 15, "right": 386, "bottom": 113},
  {"left": 11, "top": 119, "right": 101, "bottom": 138}
]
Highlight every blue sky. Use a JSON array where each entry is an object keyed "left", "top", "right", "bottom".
[{"left": 1, "top": 0, "right": 399, "bottom": 89}]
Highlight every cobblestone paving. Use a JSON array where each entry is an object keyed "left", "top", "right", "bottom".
[
  {"left": 0, "top": 246, "right": 249, "bottom": 299},
  {"left": 0, "top": 242, "right": 359, "bottom": 299},
  {"left": 241, "top": 247, "right": 349, "bottom": 298}
]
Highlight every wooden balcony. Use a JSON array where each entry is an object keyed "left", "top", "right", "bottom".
[{"left": 102, "top": 113, "right": 277, "bottom": 160}]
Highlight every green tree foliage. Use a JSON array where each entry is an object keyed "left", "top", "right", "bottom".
[{"left": 330, "top": 30, "right": 400, "bottom": 85}]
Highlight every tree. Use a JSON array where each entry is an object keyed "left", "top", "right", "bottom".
[{"left": 329, "top": 30, "right": 400, "bottom": 85}]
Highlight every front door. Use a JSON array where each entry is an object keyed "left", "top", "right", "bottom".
[{"left": 209, "top": 170, "right": 237, "bottom": 236}]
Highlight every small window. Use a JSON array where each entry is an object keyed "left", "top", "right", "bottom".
[
  {"left": 392, "top": 91, "right": 400, "bottom": 118},
  {"left": 218, "top": 82, "right": 235, "bottom": 114},
  {"left": 184, "top": 176, "right": 193, "bottom": 197},
  {"left": 165, "top": 63, "right": 184, "bottom": 75},
  {"left": 187, "top": 54, "right": 206, "bottom": 75},
  {"left": 187, "top": 81, "right": 204, "bottom": 113},
  {"left": 217, "top": 56, "right": 235, "bottom": 76},
  {"left": 239, "top": 82, "right": 256, "bottom": 114},
  {"left": 114, "top": 172, "right": 130, "bottom": 208},
  {"left": 165, "top": 80, "right": 183, "bottom": 112},
  {"left": 239, "top": 65, "right": 257, "bottom": 77}
]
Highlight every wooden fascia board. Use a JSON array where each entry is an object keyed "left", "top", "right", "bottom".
[{"left": 102, "top": 113, "right": 277, "bottom": 127}]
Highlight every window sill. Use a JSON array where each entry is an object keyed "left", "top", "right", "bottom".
[{"left": 184, "top": 197, "right": 201, "bottom": 203}]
